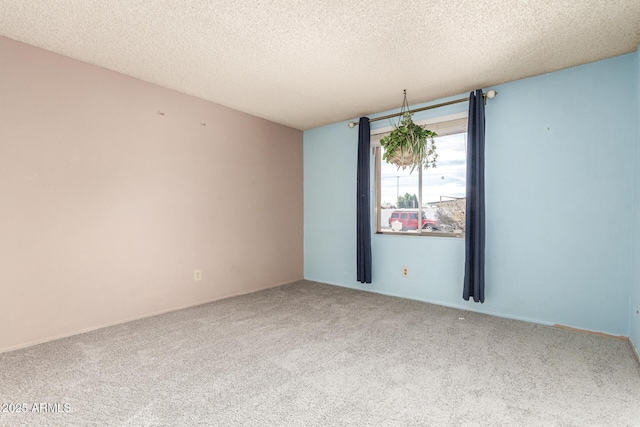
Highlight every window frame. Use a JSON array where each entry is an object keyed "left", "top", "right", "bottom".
[{"left": 372, "top": 112, "right": 468, "bottom": 238}]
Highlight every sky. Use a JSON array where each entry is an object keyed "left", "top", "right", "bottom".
[{"left": 380, "top": 132, "right": 467, "bottom": 206}]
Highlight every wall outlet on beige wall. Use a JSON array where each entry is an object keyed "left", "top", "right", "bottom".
[{"left": 194, "top": 270, "right": 202, "bottom": 282}]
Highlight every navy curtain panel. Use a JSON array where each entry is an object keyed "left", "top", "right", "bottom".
[
  {"left": 357, "top": 116, "right": 372, "bottom": 284},
  {"left": 463, "top": 90, "right": 486, "bottom": 303}
]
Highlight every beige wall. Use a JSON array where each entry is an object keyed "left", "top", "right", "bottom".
[{"left": 0, "top": 37, "right": 303, "bottom": 352}]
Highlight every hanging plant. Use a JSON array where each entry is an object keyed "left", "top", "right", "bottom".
[{"left": 380, "top": 91, "right": 438, "bottom": 174}]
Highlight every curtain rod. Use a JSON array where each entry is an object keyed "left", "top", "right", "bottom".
[{"left": 347, "top": 89, "right": 497, "bottom": 128}]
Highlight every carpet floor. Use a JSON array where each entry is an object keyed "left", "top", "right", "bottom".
[{"left": 1, "top": 280, "right": 639, "bottom": 426}]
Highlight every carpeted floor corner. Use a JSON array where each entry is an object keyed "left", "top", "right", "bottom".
[{"left": 1, "top": 280, "right": 639, "bottom": 426}]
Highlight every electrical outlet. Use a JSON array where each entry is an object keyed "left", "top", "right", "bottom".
[
  {"left": 193, "top": 270, "right": 202, "bottom": 282},
  {"left": 402, "top": 267, "right": 409, "bottom": 278}
]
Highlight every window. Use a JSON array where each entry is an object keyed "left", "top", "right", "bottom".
[{"left": 373, "top": 113, "right": 468, "bottom": 236}]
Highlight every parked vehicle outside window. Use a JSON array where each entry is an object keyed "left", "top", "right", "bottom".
[{"left": 388, "top": 210, "right": 439, "bottom": 231}]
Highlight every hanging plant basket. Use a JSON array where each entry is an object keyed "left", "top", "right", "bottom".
[
  {"left": 386, "top": 148, "right": 415, "bottom": 168},
  {"left": 380, "top": 91, "right": 438, "bottom": 173}
]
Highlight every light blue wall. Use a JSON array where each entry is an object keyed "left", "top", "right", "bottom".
[
  {"left": 304, "top": 53, "right": 637, "bottom": 336},
  {"left": 631, "top": 45, "right": 640, "bottom": 353}
]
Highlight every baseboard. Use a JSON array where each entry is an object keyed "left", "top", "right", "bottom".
[
  {"left": 553, "top": 324, "right": 629, "bottom": 341},
  {"left": 0, "top": 278, "right": 298, "bottom": 354}
]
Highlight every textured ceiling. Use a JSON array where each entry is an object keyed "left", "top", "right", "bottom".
[{"left": 1, "top": 1, "right": 639, "bottom": 130}]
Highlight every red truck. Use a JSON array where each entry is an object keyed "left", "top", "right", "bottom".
[{"left": 389, "top": 210, "right": 439, "bottom": 231}]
